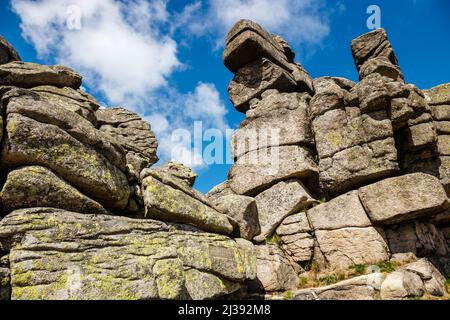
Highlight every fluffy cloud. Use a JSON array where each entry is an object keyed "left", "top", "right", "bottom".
[
  {"left": 11, "top": 0, "right": 179, "bottom": 106},
  {"left": 11, "top": 0, "right": 228, "bottom": 168},
  {"left": 178, "top": 0, "right": 331, "bottom": 49}
]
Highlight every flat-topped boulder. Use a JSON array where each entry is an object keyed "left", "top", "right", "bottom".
[
  {"left": 0, "top": 61, "right": 82, "bottom": 89},
  {"left": 359, "top": 173, "right": 449, "bottom": 225},
  {"left": 223, "top": 19, "right": 291, "bottom": 73}
]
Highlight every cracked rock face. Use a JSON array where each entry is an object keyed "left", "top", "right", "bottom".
[{"left": 0, "top": 208, "right": 256, "bottom": 300}]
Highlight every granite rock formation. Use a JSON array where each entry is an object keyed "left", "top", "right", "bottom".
[{"left": 0, "top": 20, "right": 449, "bottom": 300}]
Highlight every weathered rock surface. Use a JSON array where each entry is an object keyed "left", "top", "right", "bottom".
[
  {"left": 253, "top": 180, "right": 315, "bottom": 242},
  {"left": 228, "top": 58, "right": 297, "bottom": 113},
  {"left": 315, "top": 227, "right": 390, "bottom": 270},
  {"left": 153, "top": 161, "right": 197, "bottom": 187},
  {"left": 0, "top": 35, "right": 21, "bottom": 64},
  {"left": 424, "top": 83, "right": 450, "bottom": 106},
  {"left": 223, "top": 19, "right": 291, "bottom": 73},
  {"left": 380, "top": 270, "right": 424, "bottom": 299},
  {"left": 247, "top": 245, "right": 300, "bottom": 293},
  {"left": 403, "top": 258, "right": 447, "bottom": 296},
  {"left": 351, "top": 28, "right": 398, "bottom": 73},
  {"left": 97, "top": 107, "right": 158, "bottom": 180},
  {"left": 359, "top": 173, "right": 449, "bottom": 224},
  {"left": 0, "top": 61, "right": 82, "bottom": 89},
  {"left": 0, "top": 208, "right": 256, "bottom": 300},
  {"left": 229, "top": 145, "right": 318, "bottom": 196},
  {"left": 142, "top": 175, "right": 233, "bottom": 235},
  {"left": 0, "top": 255, "right": 10, "bottom": 300},
  {"left": 1, "top": 113, "right": 130, "bottom": 211},
  {"left": 282, "top": 273, "right": 386, "bottom": 300},
  {"left": 3, "top": 88, "right": 127, "bottom": 170},
  {"left": 207, "top": 181, "right": 234, "bottom": 202},
  {"left": 0, "top": 166, "right": 108, "bottom": 215},
  {"left": 385, "top": 221, "right": 450, "bottom": 257},
  {"left": 231, "top": 91, "right": 313, "bottom": 159},
  {"left": 308, "top": 191, "right": 371, "bottom": 230},
  {"left": 213, "top": 195, "right": 260, "bottom": 240}
]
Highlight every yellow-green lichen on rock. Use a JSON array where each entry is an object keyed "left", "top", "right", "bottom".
[
  {"left": 142, "top": 175, "right": 233, "bottom": 235},
  {"left": 1, "top": 113, "right": 130, "bottom": 211},
  {"left": 0, "top": 208, "right": 256, "bottom": 300}
]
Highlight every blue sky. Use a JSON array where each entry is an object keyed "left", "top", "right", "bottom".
[{"left": 1, "top": 0, "right": 449, "bottom": 194}]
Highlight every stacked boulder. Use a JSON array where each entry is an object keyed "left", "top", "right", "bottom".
[
  {"left": 210, "top": 20, "right": 450, "bottom": 298},
  {"left": 219, "top": 20, "right": 320, "bottom": 291},
  {"left": 0, "top": 36, "right": 256, "bottom": 300}
]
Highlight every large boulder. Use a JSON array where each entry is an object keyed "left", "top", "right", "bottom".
[
  {"left": 0, "top": 61, "right": 82, "bottom": 89},
  {"left": 315, "top": 227, "right": 390, "bottom": 270},
  {"left": 359, "top": 173, "right": 449, "bottom": 224},
  {"left": 253, "top": 179, "right": 315, "bottom": 242},
  {"left": 207, "top": 181, "right": 234, "bottom": 202},
  {"left": 0, "top": 208, "right": 256, "bottom": 300},
  {"left": 380, "top": 270, "right": 424, "bottom": 300},
  {"left": 0, "top": 35, "right": 21, "bottom": 64},
  {"left": 3, "top": 88, "right": 126, "bottom": 170},
  {"left": 0, "top": 166, "right": 108, "bottom": 215},
  {"left": 351, "top": 28, "right": 399, "bottom": 74},
  {"left": 307, "top": 191, "right": 372, "bottom": 230},
  {"left": 141, "top": 175, "right": 233, "bottom": 235},
  {"left": 1, "top": 113, "right": 130, "bottom": 211},
  {"left": 229, "top": 145, "right": 318, "bottom": 196}
]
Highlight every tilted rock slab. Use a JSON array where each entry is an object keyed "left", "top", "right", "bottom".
[
  {"left": 351, "top": 28, "right": 399, "bottom": 75},
  {"left": 0, "top": 35, "right": 21, "bottom": 65},
  {"left": 0, "top": 166, "right": 108, "bottom": 215},
  {"left": 0, "top": 61, "right": 82, "bottom": 89},
  {"left": 142, "top": 175, "right": 234, "bottom": 235},
  {"left": 359, "top": 173, "right": 449, "bottom": 225},
  {"left": 0, "top": 208, "right": 256, "bottom": 300},
  {"left": 1, "top": 113, "right": 130, "bottom": 211},
  {"left": 253, "top": 179, "right": 315, "bottom": 242},
  {"left": 3, "top": 88, "right": 127, "bottom": 170}
]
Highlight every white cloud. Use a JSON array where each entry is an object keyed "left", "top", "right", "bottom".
[
  {"left": 177, "top": 0, "right": 331, "bottom": 50},
  {"left": 11, "top": 0, "right": 180, "bottom": 107},
  {"left": 11, "top": 0, "right": 229, "bottom": 169}
]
